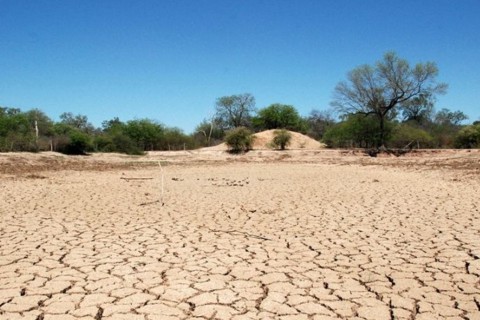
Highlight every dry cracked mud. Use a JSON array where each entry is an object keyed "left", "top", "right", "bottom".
[{"left": 1, "top": 155, "right": 479, "bottom": 320}]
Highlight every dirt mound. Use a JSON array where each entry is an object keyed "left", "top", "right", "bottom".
[{"left": 204, "top": 129, "right": 325, "bottom": 150}]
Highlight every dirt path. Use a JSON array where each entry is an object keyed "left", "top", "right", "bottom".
[{"left": 1, "top": 160, "right": 479, "bottom": 319}]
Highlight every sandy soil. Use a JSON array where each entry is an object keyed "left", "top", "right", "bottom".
[
  {"left": 204, "top": 130, "right": 325, "bottom": 151},
  {"left": 1, "top": 150, "right": 479, "bottom": 320}
]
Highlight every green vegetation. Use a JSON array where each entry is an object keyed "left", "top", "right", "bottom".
[
  {"left": 253, "top": 104, "right": 306, "bottom": 132},
  {"left": 0, "top": 107, "right": 52, "bottom": 152},
  {"left": 193, "top": 119, "right": 225, "bottom": 147},
  {"left": 0, "top": 107, "right": 193, "bottom": 154},
  {"left": 1, "top": 52, "right": 478, "bottom": 155},
  {"left": 322, "top": 109, "right": 469, "bottom": 149},
  {"left": 0, "top": 102, "right": 476, "bottom": 155},
  {"left": 331, "top": 52, "right": 447, "bottom": 147},
  {"left": 323, "top": 114, "right": 387, "bottom": 148},
  {"left": 215, "top": 93, "right": 256, "bottom": 129},
  {"left": 389, "top": 124, "right": 433, "bottom": 149},
  {"left": 224, "top": 127, "right": 255, "bottom": 153},
  {"left": 271, "top": 129, "right": 292, "bottom": 150},
  {"left": 455, "top": 123, "right": 480, "bottom": 148}
]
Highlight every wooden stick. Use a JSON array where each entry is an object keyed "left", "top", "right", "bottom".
[
  {"left": 158, "top": 161, "right": 165, "bottom": 206},
  {"left": 140, "top": 200, "right": 160, "bottom": 206},
  {"left": 120, "top": 177, "right": 154, "bottom": 181}
]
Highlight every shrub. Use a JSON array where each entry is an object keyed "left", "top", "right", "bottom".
[
  {"left": 454, "top": 124, "right": 480, "bottom": 148},
  {"left": 93, "top": 134, "right": 114, "bottom": 152},
  {"left": 111, "top": 134, "right": 144, "bottom": 155},
  {"left": 61, "top": 131, "right": 93, "bottom": 155},
  {"left": 322, "top": 114, "right": 389, "bottom": 148},
  {"left": 272, "top": 129, "right": 292, "bottom": 150},
  {"left": 390, "top": 124, "right": 434, "bottom": 149},
  {"left": 224, "top": 127, "right": 255, "bottom": 153}
]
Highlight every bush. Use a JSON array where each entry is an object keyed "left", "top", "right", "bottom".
[
  {"left": 454, "top": 124, "right": 480, "bottom": 148},
  {"left": 390, "top": 124, "right": 434, "bottom": 149},
  {"left": 60, "top": 131, "right": 93, "bottom": 155},
  {"left": 271, "top": 129, "right": 292, "bottom": 150},
  {"left": 112, "top": 134, "right": 144, "bottom": 155},
  {"left": 93, "top": 134, "right": 114, "bottom": 152},
  {"left": 224, "top": 127, "right": 255, "bottom": 153},
  {"left": 322, "top": 114, "right": 390, "bottom": 148}
]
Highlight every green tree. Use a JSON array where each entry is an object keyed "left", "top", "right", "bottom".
[
  {"left": 25, "top": 109, "right": 55, "bottom": 151},
  {"left": 331, "top": 52, "right": 447, "bottom": 147},
  {"left": 215, "top": 93, "right": 256, "bottom": 129},
  {"left": 102, "top": 117, "right": 125, "bottom": 133},
  {"left": 59, "top": 112, "right": 95, "bottom": 133},
  {"left": 253, "top": 104, "right": 303, "bottom": 131},
  {"left": 454, "top": 124, "right": 480, "bottom": 148},
  {"left": 124, "top": 119, "right": 164, "bottom": 151},
  {"left": 0, "top": 107, "right": 36, "bottom": 152},
  {"left": 93, "top": 117, "right": 134, "bottom": 154},
  {"left": 323, "top": 114, "right": 391, "bottom": 148}
]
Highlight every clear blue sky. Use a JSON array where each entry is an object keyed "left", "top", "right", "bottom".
[{"left": 1, "top": 0, "right": 479, "bottom": 133}]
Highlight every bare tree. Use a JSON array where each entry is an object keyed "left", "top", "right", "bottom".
[
  {"left": 196, "top": 114, "right": 218, "bottom": 147},
  {"left": 215, "top": 93, "right": 256, "bottom": 129},
  {"left": 434, "top": 108, "right": 468, "bottom": 126},
  {"left": 401, "top": 93, "right": 435, "bottom": 125},
  {"left": 331, "top": 52, "right": 447, "bottom": 147},
  {"left": 307, "top": 109, "right": 336, "bottom": 140}
]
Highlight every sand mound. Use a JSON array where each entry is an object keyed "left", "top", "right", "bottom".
[{"left": 204, "top": 129, "right": 325, "bottom": 150}]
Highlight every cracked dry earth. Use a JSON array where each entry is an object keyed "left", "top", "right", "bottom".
[{"left": 1, "top": 162, "right": 480, "bottom": 320}]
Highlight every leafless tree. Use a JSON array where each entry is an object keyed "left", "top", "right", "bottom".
[
  {"left": 215, "top": 93, "right": 256, "bottom": 129},
  {"left": 331, "top": 52, "right": 447, "bottom": 147}
]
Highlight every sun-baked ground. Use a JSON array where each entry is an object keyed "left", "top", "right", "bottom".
[
  {"left": 1, "top": 150, "right": 479, "bottom": 320},
  {"left": 203, "top": 129, "right": 326, "bottom": 151}
]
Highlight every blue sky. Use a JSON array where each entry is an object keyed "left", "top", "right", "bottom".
[{"left": 1, "top": 0, "right": 479, "bottom": 133}]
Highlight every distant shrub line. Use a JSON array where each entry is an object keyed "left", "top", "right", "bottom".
[{"left": 1, "top": 93, "right": 478, "bottom": 155}]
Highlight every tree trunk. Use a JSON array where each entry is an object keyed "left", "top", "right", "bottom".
[
  {"left": 379, "top": 115, "right": 385, "bottom": 148},
  {"left": 34, "top": 120, "right": 39, "bottom": 151}
]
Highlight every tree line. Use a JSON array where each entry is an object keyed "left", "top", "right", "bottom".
[
  {"left": 1, "top": 52, "right": 479, "bottom": 154},
  {"left": 0, "top": 109, "right": 194, "bottom": 154}
]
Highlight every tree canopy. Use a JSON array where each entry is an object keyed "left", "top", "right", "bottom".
[
  {"left": 215, "top": 93, "right": 256, "bottom": 129},
  {"left": 2, "top": 52, "right": 479, "bottom": 155},
  {"left": 400, "top": 93, "right": 435, "bottom": 125},
  {"left": 434, "top": 108, "right": 468, "bottom": 126},
  {"left": 252, "top": 104, "right": 304, "bottom": 132},
  {"left": 332, "top": 52, "right": 447, "bottom": 147}
]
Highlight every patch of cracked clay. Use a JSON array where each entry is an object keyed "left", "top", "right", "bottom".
[{"left": 1, "top": 160, "right": 480, "bottom": 319}]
